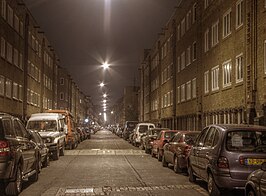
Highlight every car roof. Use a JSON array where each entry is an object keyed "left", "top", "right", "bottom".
[{"left": 209, "top": 124, "right": 266, "bottom": 131}]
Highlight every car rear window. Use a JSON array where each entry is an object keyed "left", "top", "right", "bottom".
[
  {"left": 226, "top": 130, "right": 266, "bottom": 152},
  {"left": 139, "top": 125, "right": 148, "bottom": 133}
]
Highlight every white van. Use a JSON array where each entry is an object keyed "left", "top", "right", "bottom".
[
  {"left": 133, "top": 123, "right": 155, "bottom": 146},
  {"left": 26, "top": 113, "right": 66, "bottom": 160}
]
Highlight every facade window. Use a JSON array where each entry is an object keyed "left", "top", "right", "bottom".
[
  {"left": 187, "top": 46, "right": 191, "bottom": 66},
  {"left": 204, "top": 71, "right": 209, "bottom": 94},
  {"left": 1, "top": 37, "right": 5, "bottom": 58},
  {"left": 236, "top": 54, "right": 244, "bottom": 83},
  {"left": 264, "top": 40, "right": 266, "bottom": 74},
  {"left": 192, "top": 3, "right": 196, "bottom": 23},
  {"left": 177, "top": 86, "right": 180, "bottom": 103},
  {"left": 1, "top": 0, "right": 6, "bottom": 19},
  {"left": 0, "top": 75, "right": 4, "bottom": 96},
  {"left": 204, "top": 29, "right": 209, "bottom": 52},
  {"left": 212, "top": 21, "right": 219, "bottom": 46},
  {"left": 181, "top": 18, "right": 186, "bottom": 37},
  {"left": 19, "top": 21, "right": 24, "bottom": 37},
  {"left": 177, "top": 24, "right": 180, "bottom": 41},
  {"left": 204, "top": 0, "right": 209, "bottom": 9},
  {"left": 12, "top": 82, "right": 18, "bottom": 99},
  {"left": 211, "top": 66, "right": 219, "bottom": 91},
  {"left": 186, "top": 81, "right": 191, "bottom": 100},
  {"left": 13, "top": 48, "right": 18, "bottom": 66},
  {"left": 60, "top": 78, "right": 64, "bottom": 85},
  {"left": 223, "top": 60, "right": 232, "bottom": 87},
  {"left": 6, "top": 42, "right": 12, "bottom": 63},
  {"left": 60, "top": 92, "right": 64, "bottom": 100},
  {"left": 170, "top": 90, "right": 173, "bottom": 105},
  {"left": 19, "top": 85, "right": 23, "bottom": 101},
  {"left": 181, "top": 84, "right": 186, "bottom": 102},
  {"left": 192, "top": 42, "right": 196, "bottom": 61},
  {"left": 14, "top": 14, "right": 19, "bottom": 33},
  {"left": 236, "top": 0, "right": 243, "bottom": 28},
  {"left": 7, "top": 5, "right": 13, "bottom": 27},
  {"left": 186, "top": 11, "right": 192, "bottom": 30},
  {"left": 181, "top": 51, "right": 185, "bottom": 70},
  {"left": 223, "top": 9, "right": 232, "bottom": 38},
  {"left": 192, "top": 78, "right": 196, "bottom": 98},
  {"left": 177, "top": 56, "right": 180, "bottom": 72},
  {"left": 5, "top": 78, "right": 11, "bottom": 98}
]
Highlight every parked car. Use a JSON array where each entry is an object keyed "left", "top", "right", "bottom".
[
  {"left": 140, "top": 128, "right": 167, "bottom": 153},
  {"left": 29, "top": 130, "right": 50, "bottom": 168},
  {"left": 132, "top": 123, "right": 155, "bottom": 147},
  {"left": 245, "top": 162, "right": 266, "bottom": 196},
  {"left": 151, "top": 130, "right": 179, "bottom": 161},
  {"left": 187, "top": 124, "right": 266, "bottom": 196},
  {"left": 0, "top": 113, "right": 40, "bottom": 195},
  {"left": 76, "top": 127, "right": 86, "bottom": 141},
  {"left": 123, "top": 121, "right": 139, "bottom": 140},
  {"left": 162, "top": 131, "right": 200, "bottom": 173},
  {"left": 26, "top": 113, "right": 66, "bottom": 160}
]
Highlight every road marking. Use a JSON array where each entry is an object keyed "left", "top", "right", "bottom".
[
  {"left": 55, "top": 184, "right": 208, "bottom": 196},
  {"left": 64, "top": 149, "right": 148, "bottom": 156}
]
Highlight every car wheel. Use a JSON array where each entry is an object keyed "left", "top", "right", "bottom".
[
  {"left": 157, "top": 150, "right": 162, "bottom": 161},
  {"left": 52, "top": 147, "right": 60, "bottom": 160},
  {"left": 188, "top": 164, "right": 196, "bottom": 182},
  {"left": 247, "top": 188, "right": 256, "bottom": 196},
  {"left": 162, "top": 154, "right": 168, "bottom": 167},
  {"left": 208, "top": 173, "right": 220, "bottom": 196},
  {"left": 5, "top": 165, "right": 22, "bottom": 195},
  {"left": 59, "top": 143, "right": 65, "bottom": 156},
  {"left": 42, "top": 154, "right": 50, "bottom": 168},
  {"left": 173, "top": 156, "right": 182, "bottom": 173}
]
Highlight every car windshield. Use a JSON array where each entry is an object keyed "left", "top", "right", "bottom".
[
  {"left": 226, "top": 130, "right": 266, "bottom": 152},
  {"left": 139, "top": 125, "right": 148, "bottom": 133},
  {"left": 27, "top": 120, "right": 57, "bottom": 132},
  {"left": 184, "top": 133, "right": 199, "bottom": 145},
  {"left": 165, "top": 132, "right": 177, "bottom": 139},
  {"left": 151, "top": 129, "right": 161, "bottom": 136}
]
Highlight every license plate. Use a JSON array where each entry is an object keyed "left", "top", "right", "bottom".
[{"left": 246, "top": 158, "right": 266, "bottom": 165}]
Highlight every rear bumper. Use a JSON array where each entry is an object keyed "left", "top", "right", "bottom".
[
  {"left": 0, "top": 159, "right": 15, "bottom": 181},
  {"left": 213, "top": 174, "right": 246, "bottom": 189}
]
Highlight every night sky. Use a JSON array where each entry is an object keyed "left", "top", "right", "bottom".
[{"left": 23, "top": 0, "right": 178, "bottom": 106}]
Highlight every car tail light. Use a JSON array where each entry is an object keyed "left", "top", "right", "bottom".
[
  {"left": 0, "top": 140, "right": 10, "bottom": 156},
  {"left": 239, "top": 156, "right": 246, "bottom": 165},
  {"left": 217, "top": 156, "right": 229, "bottom": 168}
]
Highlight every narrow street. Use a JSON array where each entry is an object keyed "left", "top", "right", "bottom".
[{"left": 20, "top": 129, "right": 208, "bottom": 196}]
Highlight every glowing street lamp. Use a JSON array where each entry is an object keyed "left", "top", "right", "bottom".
[
  {"left": 102, "top": 62, "right": 110, "bottom": 69},
  {"left": 103, "top": 93, "right": 107, "bottom": 98},
  {"left": 99, "top": 82, "right": 105, "bottom": 87}
]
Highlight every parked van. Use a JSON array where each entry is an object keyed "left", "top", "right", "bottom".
[
  {"left": 26, "top": 113, "right": 66, "bottom": 160},
  {"left": 133, "top": 123, "right": 156, "bottom": 146},
  {"left": 45, "top": 110, "right": 78, "bottom": 149}
]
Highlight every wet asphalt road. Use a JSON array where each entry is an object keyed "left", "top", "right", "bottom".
[{"left": 15, "top": 129, "right": 244, "bottom": 196}]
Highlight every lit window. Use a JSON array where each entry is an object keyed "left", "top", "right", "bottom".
[
  {"left": 223, "top": 60, "right": 232, "bottom": 87},
  {"left": 212, "top": 21, "right": 219, "bottom": 46},
  {"left": 211, "top": 66, "right": 219, "bottom": 91},
  {"left": 204, "top": 29, "right": 209, "bottom": 52},
  {"left": 204, "top": 71, "right": 209, "bottom": 94},
  {"left": 236, "top": 54, "right": 244, "bottom": 82},
  {"left": 236, "top": 0, "right": 243, "bottom": 28},
  {"left": 223, "top": 9, "right": 232, "bottom": 38}
]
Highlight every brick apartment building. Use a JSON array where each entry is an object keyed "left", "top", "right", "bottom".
[
  {"left": 140, "top": 0, "right": 266, "bottom": 130},
  {"left": 0, "top": 0, "right": 95, "bottom": 124}
]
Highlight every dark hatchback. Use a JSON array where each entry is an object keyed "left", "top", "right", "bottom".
[
  {"left": 0, "top": 113, "right": 39, "bottom": 195},
  {"left": 163, "top": 131, "right": 200, "bottom": 173},
  {"left": 188, "top": 124, "right": 266, "bottom": 196}
]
